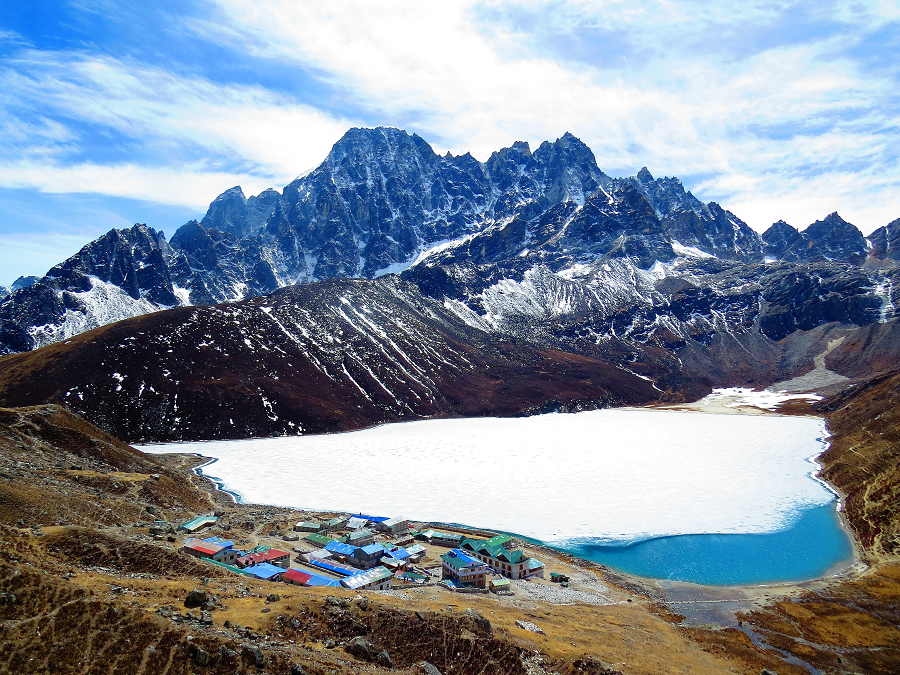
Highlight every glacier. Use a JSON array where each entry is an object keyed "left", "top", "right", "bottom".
[{"left": 141, "top": 408, "right": 836, "bottom": 547}]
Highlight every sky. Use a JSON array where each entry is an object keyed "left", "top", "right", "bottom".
[{"left": 1, "top": 1, "right": 898, "bottom": 284}]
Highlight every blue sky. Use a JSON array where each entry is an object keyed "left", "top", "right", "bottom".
[{"left": 1, "top": 1, "right": 898, "bottom": 284}]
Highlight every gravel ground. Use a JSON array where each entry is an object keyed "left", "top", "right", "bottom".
[{"left": 513, "top": 577, "right": 613, "bottom": 605}]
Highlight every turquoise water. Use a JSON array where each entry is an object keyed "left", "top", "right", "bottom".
[{"left": 556, "top": 502, "right": 853, "bottom": 585}]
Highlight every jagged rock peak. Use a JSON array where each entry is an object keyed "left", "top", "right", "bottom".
[
  {"left": 637, "top": 167, "right": 655, "bottom": 183},
  {"left": 803, "top": 212, "right": 866, "bottom": 265},
  {"left": 868, "top": 217, "right": 900, "bottom": 261}
]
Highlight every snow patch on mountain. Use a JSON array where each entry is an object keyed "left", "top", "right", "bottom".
[{"left": 27, "top": 277, "right": 170, "bottom": 349}]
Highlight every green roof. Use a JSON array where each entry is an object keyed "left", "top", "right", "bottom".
[
  {"left": 463, "top": 538, "right": 526, "bottom": 564},
  {"left": 305, "top": 533, "right": 336, "bottom": 546},
  {"left": 177, "top": 516, "right": 218, "bottom": 532},
  {"left": 441, "top": 553, "right": 472, "bottom": 571},
  {"left": 421, "top": 529, "right": 462, "bottom": 540},
  {"left": 484, "top": 534, "right": 512, "bottom": 547},
  {"left": 490, "top": 577, "right": 511, "bottom": 587},
  {"left": 206, "top": 559, "right": 245, "bottom": 574},
  {"left": 441, "top": 551, "right": 485, "bottom": 571}
]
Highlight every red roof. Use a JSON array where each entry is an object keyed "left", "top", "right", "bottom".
[
  {"left": 238, "top": 548, "right": 290, "bottom": 566},
  {"left": 282, "top": 569, "right": 312, "bottom": 584},
  {"left": 184, "top": 539, "right": 223, "bottom": 556}
]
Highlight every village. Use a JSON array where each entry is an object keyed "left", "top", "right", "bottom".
[{"left": 178, "top": 512, "right": 550, "bottom": 594}]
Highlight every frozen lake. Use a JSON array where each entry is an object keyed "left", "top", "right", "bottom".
[
  {"left": 142, "top": 410, "right": 852, "bottom": 584},
  {"left": 142, "top": 408, "right": 853, "bottom": 583}
]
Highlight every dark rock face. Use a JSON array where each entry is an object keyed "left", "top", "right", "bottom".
[
  {"left": 762, "top": 213, "right": 867, "bottom": 264},
  {"left": 804, "top": 212, "right": 868, "bottom": 264},
  {"left": 762, "top": 220, "right": 805, "bottom": 260},
  {"left": 629, "top": 168, "right": 763, "bottom": 262},
  {"left": 868, "top": 218, "right": 900, "bottom": 261},
  {"left": 0, "top": 224, "right": 177, "bottom": 353}
]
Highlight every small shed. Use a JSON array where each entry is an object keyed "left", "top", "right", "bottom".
[
  {"left": 177, "top": 516, "right": 218, "bottom": 533},
  {"left": 490, "top": 578, "right": 511, "bottom": 593},
  {"left": 381, "top": 557, "right": 408, "bottom": 572},
  {"left": 352, "top": 543, "right": 386, "bottom": 569},
  {"left": 237, "top": 548, "right": 291, "bottom": 569},
  {"left": 182, "top": 537, "right": 239, "bottom": 565},
  {"left": 525, "top": 558, "right": 545, "bottom": 579},
  {"left": 405, "top": 544, "right": 427, "bottom": 562},
  {"left": 376, "top": 516, "right": 410, "bottom": 535},
  {"left": 324, "top": 540, "right": 357, "bottom": 561},
  {"left": 346, "top": 528, "right": 375, "bottom": 547},
  {"left": 550, "top": 572, "right": 569, "bottom": 583},
  {"left": 323, "top": 516, "right": 349, "bottom": 531},
  {"left": 304, "top": 532, "right": 336, "bottom": 548}
]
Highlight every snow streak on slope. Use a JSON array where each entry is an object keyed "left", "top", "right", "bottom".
[{"left": 142, "top": 409, "right": 834, "bottom": 545}]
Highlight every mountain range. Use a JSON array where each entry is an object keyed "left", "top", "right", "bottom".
[{"left": 1, "top": 126, "right": 898, "bottom": 441}]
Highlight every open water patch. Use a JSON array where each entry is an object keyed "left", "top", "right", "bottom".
[
  {"left": 562, "top": 503, "right": 852, "bottom": 585},
  {"left": 141, "top": 408, "right": 854, "bottom": 585}
]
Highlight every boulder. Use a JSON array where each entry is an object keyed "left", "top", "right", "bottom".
[
  {"left": 345, "top": 636, "right": 375, "bottom": 660},
  {"left": 191, "top": 647, "right": 210, "bottom": 667},
  {"left": 241, "top": 643, "right": 265, "bottom": 667},
  {"left": 376, "top": 649, "right": 394, "bottom": 668},
  {"left": 465, "top": 608, "right": 491, "bottom": 633},
  {"left": 184, "top": 589, "right": 208, "bottom": 608}
]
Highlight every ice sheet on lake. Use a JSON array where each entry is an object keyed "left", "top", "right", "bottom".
[{"left": 140, "top": 409, "right": 834, "bottom": 546}]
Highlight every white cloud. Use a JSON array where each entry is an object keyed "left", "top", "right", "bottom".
[
  {"left": 1, "top": 0, "right": 898, "bottom": 235},
  {"left": 0, "top": 52, "right": 356, "bottom": 200},
  {"left": 206, "top": 0, "right": 900, "bottom": 232},
  {"left": 0, "top": 162, "right": 275, "bottom": 209}
]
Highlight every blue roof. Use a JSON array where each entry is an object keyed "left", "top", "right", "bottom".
[
  {"left": 351, "top": 513, "right": 389, "bottom": 523},
  {"left": 203, "top": 536, "right": 234, "bottom": 549},
  {"left": 448, "top": 548, "right": 478, "bottom": 564},
  {"left": 388, "top": 548, "right": 411, "bottom": 560},
  {"left": 303, "top": 572, "right": 341, "bottom": 587},
  {"left": 360, "top": 543, "right": 385, "bottom": 555},
  {"left": 307, "top": 557, "right": 358, "bottom": 577},
  {"left": 325, "top": 541, "right": 357, "bottom": 556},
  {"left": 243, "top": 563, "right": 284, "bottom": 580}
]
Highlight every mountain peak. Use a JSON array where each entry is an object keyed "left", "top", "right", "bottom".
[{"left": 637, "top": 167, "right": 654, "bottom": 183}]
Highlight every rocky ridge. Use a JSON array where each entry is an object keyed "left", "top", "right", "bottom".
[{"left": 2, "top": 126, "right": 897, "bottom": 358}]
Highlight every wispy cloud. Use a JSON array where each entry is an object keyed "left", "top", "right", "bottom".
[
  {"left": 0, "top": 50, "right": 357, "bottom": 204},
  {"left": 206, "top": 0, "right": 900, "bottom": 231},
  {"left": 0, "top": 0, "right": 898, "bottom": 239}
]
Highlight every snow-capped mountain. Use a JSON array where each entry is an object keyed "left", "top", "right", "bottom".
[{"left": 1, "top": 126, "right": 897, "bottom": 361}]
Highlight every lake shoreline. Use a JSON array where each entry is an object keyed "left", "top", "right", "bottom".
[{"left": 139, "top": 397, "right": 864, "bottom": 614}]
